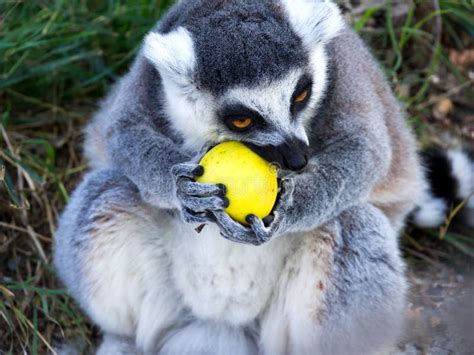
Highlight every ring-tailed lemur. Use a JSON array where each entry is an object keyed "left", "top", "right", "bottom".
[{"left": 54, "top": 0, "right": 426, "bottom": 353}]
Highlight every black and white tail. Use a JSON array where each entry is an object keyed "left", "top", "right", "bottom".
[{"left": 413, "top": 148, "right": 474, "bottom": 229}]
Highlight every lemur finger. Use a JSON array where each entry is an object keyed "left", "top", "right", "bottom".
[
  {"left": 219, "top": 232, "right": 260, "bottom": 245},
  {"left": 246, "top": 214, "right": 272, "bottom": 245},
  {"left": 171, "top": 163, "right": 204, "bottom": 179},
  {"left": 212, "top": 210, "right": 259, "bottom": 245},
  {"left": 219, "top": 228, "right": 257, "bottom": 245},
  {"left": 178, "top": 180, "right": 226, "bottom": 196},
  {"left": 212, "top": 210, "right": 246, "bottom": 231},
  {"left": 181, "top": 208, "right": 213, "bottom": 224},
  {"left": 246, "top": 214, "right": 265, "bottom": 232},
  {"left": 179, "top": 193, "right": 229, "bottom": 212}
]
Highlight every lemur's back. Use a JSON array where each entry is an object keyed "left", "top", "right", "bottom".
[{"left": 326, "top": 29, "right": 423, "bottom": 228}]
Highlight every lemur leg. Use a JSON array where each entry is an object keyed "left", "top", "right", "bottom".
[
  {"left": 54, "top": 169, "right": 184, "bottom": 353},
  {"left": 159, "top": 320, "right": 258, "bottom": 355},
  {"left": 96, "top": 334, "right": 137, "bottom": 355},
  {"left": 260, "top": 203, "right": 407, "bottom": 355}
]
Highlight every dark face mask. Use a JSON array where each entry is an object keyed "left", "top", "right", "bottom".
[{"left": 245, "top": 138, "right": 309, "bottom": 172}]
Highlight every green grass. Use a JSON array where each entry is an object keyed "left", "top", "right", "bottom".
[
  {"left": 1, "top": 0, "right": 473, "bottom": 353},
  {"left": 1, "top": 0, "right": 174, "bottom": 102},
  {"left": 1, "top": 1, "right": 173, "bottom": 353}
]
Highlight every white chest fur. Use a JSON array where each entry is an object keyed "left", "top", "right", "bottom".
[{"left": 169, "top": 222, "right": 294, "bottom": 325}]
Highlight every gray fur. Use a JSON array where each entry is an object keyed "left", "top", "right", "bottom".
[
  {"left": 260, "top": 203, "right": 406, "bottom": 354},
  {"left": 157, "top": 0, "right": 306, "bottom": 94},
  {"left": 320, "top": 204, "right": 406, "bottom": 354},
  {"left": 96, "top": 334, "right": 138, "bottom": 355},
  {"left": 160, "top": 321, "right": 258, "bottom": 355},
  {"left": 56, "top": 0, "right": 424, "bottom": 353},
  {"left": 54, "top": 169, "right": 141, "bottom": 310}
]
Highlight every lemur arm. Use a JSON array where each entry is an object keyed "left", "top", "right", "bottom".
[
  {"left": 107, "top": 118, "right": 190, "bottom": 209},
  {"left": 96, "top": 57, "right": 194, "bottom": 209},
  {"left": 103, "top": 58, "right": 227, "bottom": 212},
  {"left": 278, "top": 31, "right": 396, "bottom": 234},
  {"left": 281, "top": 124, "right": 390, "bottom": 234}
]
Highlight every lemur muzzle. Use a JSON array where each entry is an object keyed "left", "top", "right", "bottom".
[{"left": 245, "top": 138, "right": 308, "bottom": 172}]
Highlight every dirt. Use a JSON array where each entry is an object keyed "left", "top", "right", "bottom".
[{"left": 395, "top": 262, "right": 474, "bottom": 355}]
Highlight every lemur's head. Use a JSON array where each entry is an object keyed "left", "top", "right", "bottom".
[{"left": 143, "top": 0, "right": 343, "bottom": 171}]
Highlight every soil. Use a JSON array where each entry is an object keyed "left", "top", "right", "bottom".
[{"left": 396, "top": 262, "right": 474, "bottom": 355}]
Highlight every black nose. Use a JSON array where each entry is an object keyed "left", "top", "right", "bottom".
[
  {"left": 283, "top": 151, "right": 308, "bottom": 171},
  {"left": 244, "top": 138, "right": 309, "bottom": 172}
]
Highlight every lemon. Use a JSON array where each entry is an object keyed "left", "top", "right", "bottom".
[{"left": 196, "top": 141, "right": 278, "bottom": 224}]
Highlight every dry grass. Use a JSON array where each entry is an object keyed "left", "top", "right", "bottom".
[{"left": 1, "top": 0, "right": 473, "bottom": 353}]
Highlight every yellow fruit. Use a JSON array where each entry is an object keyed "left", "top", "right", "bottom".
[{"left": 196, "top": 141, "right": 278, "bottom": 224}]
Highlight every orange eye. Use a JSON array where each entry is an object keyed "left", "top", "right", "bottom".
[
  {"left": 231, "top": 117, "right": 253, "bottom": 129},
  {"left": 294, "top": 89, "right": 308, "bottom": 103}
]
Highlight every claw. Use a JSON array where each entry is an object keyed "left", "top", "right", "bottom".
[
  {"left": 192, "top": 165, "right": 204, "bottom": 177},
  {"left": 218, "top": 184, "right": 227, "bottom": 195},
  {"left": 262, "top": 215, "right": 275, "bottom": 226},
  {"left": 222, "top": 197, "right": 230, "bottom": 208},
  {"left": 245, "top": 214, "right": 255, "bottom": 224}
]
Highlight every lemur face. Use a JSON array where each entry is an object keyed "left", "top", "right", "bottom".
[{"left": 144, "top": 0, "right": 343, "bottom": 171}]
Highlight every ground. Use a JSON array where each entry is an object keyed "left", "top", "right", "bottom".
[
  {"left": 399, "top": 260, "right": 474, "bottom": 354},
  {"left": 0, "top": 1, "right": 473, "bottom": 354}
]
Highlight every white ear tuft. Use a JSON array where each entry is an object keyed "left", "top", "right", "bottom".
[
  {"left": 281, "top": 0, "right": 344, "bottom": 48},
  {"left": 143, "top": 27, "right": 195, "bottom": 86}
]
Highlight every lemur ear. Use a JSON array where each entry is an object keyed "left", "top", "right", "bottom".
[
  {"left": 281, "top": 0, "right": 344, "bottom": 48},
  {"left": 143, "top": 27, "right": 195, "bottom": 86}
]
